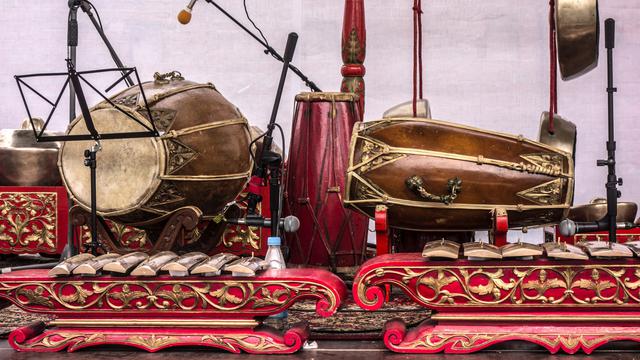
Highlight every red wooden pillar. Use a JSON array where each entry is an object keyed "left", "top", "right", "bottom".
[{"left": 341, "top": 0, "right": 366, "bottom": 116}]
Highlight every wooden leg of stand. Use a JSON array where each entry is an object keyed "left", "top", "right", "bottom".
[
  {"left": 375, "top": 205, "right": 391, "bottom": 301},
  {"left": 150, "top": 206, "right": 202, "bottom": 253}
]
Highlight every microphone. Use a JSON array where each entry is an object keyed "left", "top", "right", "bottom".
[
  {"left": 558, "top": 219, "right": 636, "bottom": 237},
  {"left": 178, "top": 0, "right": 198, "bottom": 25},
  {"left": 605, "top": 18, "right": 615, "bottom": 50},
  {"left": 227, "top": 215, "right": 300, "bottom": 233}
]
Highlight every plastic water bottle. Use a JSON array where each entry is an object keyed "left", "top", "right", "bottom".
[
  {"left": 264, "top": 236, "right": 286, "bottom": 270},
  {"left": 264, "top": 236, "right": 288, "bottom": 319}
]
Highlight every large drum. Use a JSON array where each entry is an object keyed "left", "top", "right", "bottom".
[
  {"left": 284, "top": 92, "right": 369, "bottom": 271},
  {"left": 345, "top": 118, "right": 574, "bottom": 231},
  {"left": 59, "top": 75, "right": 252, "bottom": 226}
]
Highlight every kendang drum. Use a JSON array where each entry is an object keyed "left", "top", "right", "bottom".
[
  {"left": 284, "top": 92, "right": 368, "bottom": 272},
  {"left": 345, "top": 118, "right": 575, "bottom": 231},
  {"left": 59, "top": 73, "right": 252, "bottom": 226}
]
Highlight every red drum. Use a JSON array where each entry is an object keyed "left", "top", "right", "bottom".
[{"left": 284, "top": 92, "right": 369, "bottom": 272}]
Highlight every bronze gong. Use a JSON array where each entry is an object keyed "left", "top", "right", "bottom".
[{"left": 556, "top": 0, "right": 599, "bottom": 80}]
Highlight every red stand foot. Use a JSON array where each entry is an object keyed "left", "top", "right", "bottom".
[
  {"left": 383, "top": 318, "right": 640, "bottom": 354},
  {"left": 9, "top": 321, "right": 309, "bottom": 354}
]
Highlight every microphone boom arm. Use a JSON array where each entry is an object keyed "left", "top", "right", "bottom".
[{"left": 203, "top": 0, "right": 321, "bottom": 92}]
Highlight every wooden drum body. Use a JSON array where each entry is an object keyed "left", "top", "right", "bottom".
[
  {"left": 59, "top": 77, "right": 252, "bottom": 226},
  {"left": 284, "top": 92, "right": 369, "bottom": 271},
  {"left": 345, "top": 118, "right": 575, "bottom": 231}
]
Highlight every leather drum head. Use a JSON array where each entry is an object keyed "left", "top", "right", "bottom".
[
  {"left": 556, "top": 0, "right": 599, "bottom": 80},
  {"left": 59, "top": 107, "right": 163, "bottom": 216}
]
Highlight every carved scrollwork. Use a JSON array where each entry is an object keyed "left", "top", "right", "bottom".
[
  {"left": 517, "top": 178, "right": 565, "bottom": 205},
  {"left": 0, "top": 192, "right": 58, "bottom": 252},
  {"left": 354, "top": 258, "right": 640, "bottom": 310},
  {"left": 0, "top": 278, "right": 339, "bottom": 316}
]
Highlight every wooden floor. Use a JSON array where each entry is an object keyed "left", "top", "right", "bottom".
[{"left": 2, "top": 340, "right": 640, "bottom": 359}]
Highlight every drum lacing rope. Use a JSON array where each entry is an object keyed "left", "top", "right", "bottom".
[
  {"left": 412, "top": 0, "right": 424, "bottom": 117},
  {"left": 548, "top": 0, "right": 558, "bottom": 134}
]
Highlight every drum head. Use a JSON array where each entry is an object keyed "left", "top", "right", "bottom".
[{"left": 59, "top": 107, "right": 163, "bottom": 216}]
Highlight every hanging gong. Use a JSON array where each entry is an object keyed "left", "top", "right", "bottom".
[{"left": 556, "top": 0, "right": 599, "bottom": 80}]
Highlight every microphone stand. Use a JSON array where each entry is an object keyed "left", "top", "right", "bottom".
[
  {"left": 241, "top": 33, "right": 298, "bottom": 238},
  {"left": 63, "top": 0, "right": 133, "bottom": 258},
  {"left": 69, "top": 0, "right": 134, "bottom": 87},
  {"left": 597, "top": 18, "right": 622, "bottom": 247},
  {"left": 203, "top": 0, "right": 320, "bottom": 92}
]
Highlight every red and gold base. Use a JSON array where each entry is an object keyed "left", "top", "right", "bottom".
[
  {"left": 0, "top": 268, "right": 346, "bottom": 353},
  {"left": 354, "top": 253, "right": 640, "bottom": 354},
  {"left": 383, "top": 318, "right": 640, "bottom": 354},
  {"left": 9, "top": 321, "right": 309, "bottom": 353}
]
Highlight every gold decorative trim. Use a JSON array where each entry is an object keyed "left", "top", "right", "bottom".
[
  {"left": 357, "top": 263, "right": 640, "bottom": 308},
  {"left": 159, "top": 171, "right": 252, "bottom": 182},
  {"left": 517, "top": 178, "right": 566, "bottom": 206},
  {"left": 147, "top": 83, "right": 216, "bottom": 106},
  {"left": 166, "top": 139, "right": 198, "bottom": 174},
  {"left": 201, "top": 334, "right": 289, "bottom": 352},
  {"left": 0, "top": 279, "right": 337, "bottom": 313},
  {"left": 295, "top": 92, "right": 359, "bottom": 102},
  {"left": 161, "top": 118, "right": 248, "bottom": 139},
  {"left": 431, "top": 314, "right": 640, "bottom": 322},
  {"left": 50, "top": 319, "right": 258, "bottom": 328},
  {"left": 350, "top": 136, "right": 571, "bottom": 178},
  {"left": 127, "top": 334, "right": 180, "bottom": 349}
]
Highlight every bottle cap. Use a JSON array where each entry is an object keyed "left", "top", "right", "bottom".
[{"left": 267, "top": 236, "right": 281, "bottom": 246}]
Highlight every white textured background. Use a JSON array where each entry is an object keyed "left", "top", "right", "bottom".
[{"left": 1, "top": 1, "right": 639, "bottom": 240}]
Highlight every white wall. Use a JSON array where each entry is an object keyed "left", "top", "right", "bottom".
[{"left": 2, "top": 1, "right": 639, "bottom": 219}]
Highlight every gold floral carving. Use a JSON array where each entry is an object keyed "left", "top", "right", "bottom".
[
  {"left": 113, "top": 93, "right": 139, "bottom": 107},
  {"left": 398, "top": 332, "right": 618, "bottom": 352},
  {"left": 0, "top": 192, "right": 57, "bottom": 251},
  {"left": 201, "top": 334, "right": 288, "bottom": 352},
  {"left": 358, "top": 263, "right": 640, "bottom": 308},
  {"left": 517, "top": 178, "right": 565, "bottom": 206},
  {"left": 166, "top": 139, "right": 198, "bottom": 174},
  {"left": 343, "top": 28, "right": 363, "bottom": 64},
  {"left": 513, "top": 153, "right": 565, "bottom": 176},
  {"left": 218, "top": 190, "right": 263, "bottom": 251},
  {"left": 127, "top": 334, "right": 180, "bottom": 349},
  {"left": 357, "top": 139, "right": 405, "bottom": 174},
  {"left": 220, "top": 226, "right": 260, "bottom": 250},
  {"left": 14, "top": 332, "right": 106, "bottom": 350},
  {"left": 0, "top": 279, "right": 336, "bottom": 313},
  {"left": 80, "top": 221, "right": 147, "bottom": 249}
]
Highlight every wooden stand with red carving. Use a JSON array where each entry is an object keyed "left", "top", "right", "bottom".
[
  {"left": 0, "top": 268, "right": 346, "bottom": 354},
  {"left": 353, "top": 206, "right": 640, "bottom": 354}
]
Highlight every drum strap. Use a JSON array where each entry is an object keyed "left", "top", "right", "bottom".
[{"left": 548, "top": 0, "right": 558, "bottom": 134}]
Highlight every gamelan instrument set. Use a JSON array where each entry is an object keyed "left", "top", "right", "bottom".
[{"left": 1, "top": 0, "right": 640, "bottom": 356}]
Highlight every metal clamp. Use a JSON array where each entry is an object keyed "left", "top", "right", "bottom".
[{"left": 405, "top": 176, "right": 462, "bottom": 205}]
